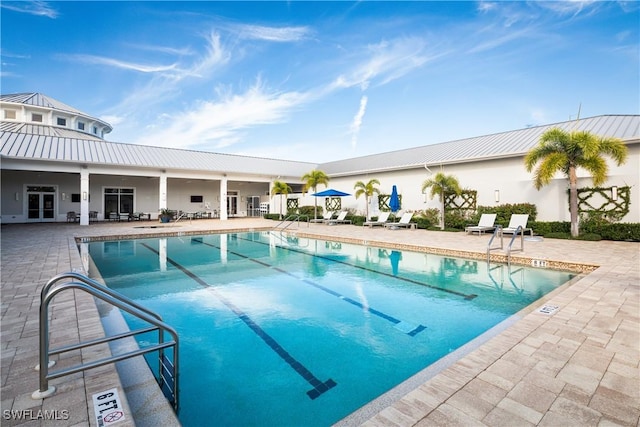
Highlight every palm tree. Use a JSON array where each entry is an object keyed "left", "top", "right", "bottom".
[
  {"left": 421, "top": 172, "right": 462, "bottom": 230},
  {"left": 353, "top": 179, "right": 380, "bottom": 220},
  {"left": 524, "top": 128, "right": 628, "bottom": 237},
  {"left": 301, "top": 169, "right": 330, "bottom": 220},
  {"left": 271, "top": 180, "right": 292, "bottom": 219}
]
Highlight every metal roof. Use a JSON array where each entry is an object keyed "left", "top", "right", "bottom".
[
  {"left": 320, "top": 115, "right": 640, "bottom": 176},
  {"left": 0, "top": 132, "right": 316, "bottom": 178},
  {"left": 1, "top": 94, "right": 638, "bottom": 180},
  {"left": 0, "top": 92, "right": 113, "bottom": 134},
  {"left": 1, "top": 93, "right": 89, "bottom": 117}
]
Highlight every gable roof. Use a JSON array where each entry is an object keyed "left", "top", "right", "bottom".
[{"left": 320, "top": 115, "right": 640, "bottom": 176}]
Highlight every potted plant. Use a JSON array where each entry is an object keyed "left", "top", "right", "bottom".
[{"left": 159, "top": 208, "right": 172, "bottom": 223}]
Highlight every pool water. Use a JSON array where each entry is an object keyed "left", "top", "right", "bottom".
[{"left": 87, "top": 232, "right": 573, "bottom": 426}]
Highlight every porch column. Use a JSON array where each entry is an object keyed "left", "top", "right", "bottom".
[
  {"left": 80, "top": 169, "right": 89, "bottom": 226},
  {"left": 220, "top": 176, "right": 228, "bottom": 221},
  {"left": 159, "top": 172, "right": 167, "bottom": 212}
]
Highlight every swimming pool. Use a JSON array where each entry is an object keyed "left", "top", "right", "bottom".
[{"left": 87, "top": 231, "right": 574, "bottom": 426}]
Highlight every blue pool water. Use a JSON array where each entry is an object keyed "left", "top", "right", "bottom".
[{"left": 87, "top": 232, "right": 573, "bottom": 426}]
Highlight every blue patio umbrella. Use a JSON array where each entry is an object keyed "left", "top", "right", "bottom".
[
  {"left": 389, "top": 185, "right": 400, "bottom": 213},
  {"left": 312, "top": 189, "right": 351, "bottom": 197}
]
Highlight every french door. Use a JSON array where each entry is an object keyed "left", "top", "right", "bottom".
[{"left": 27, "top": 186, "right": 56, "bottom": 222}]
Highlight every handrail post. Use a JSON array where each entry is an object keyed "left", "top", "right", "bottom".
[{"left": 32, "top": 273, "right": 179, "bottom": 411}]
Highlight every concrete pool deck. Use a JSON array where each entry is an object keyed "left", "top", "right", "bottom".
[{"left": 1, "top": 218, "right": 638, "bottom": 426}]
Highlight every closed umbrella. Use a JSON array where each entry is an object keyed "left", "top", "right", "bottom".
[{"left": 389, "top": 185, "right": 400, "bottom": 213}]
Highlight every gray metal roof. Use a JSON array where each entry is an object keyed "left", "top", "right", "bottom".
[
  {"left": 0, "top": 131, "right": 316, "bottom": 178},
  {"left": 1, "top": 94, "right": 638, "bottom": 180},
  {"left": 320, "top": 115, "right": 640, "bottom": 176},
  {"left": 1, "top": 93, "right": 89, "bottom": 117},
  {"left": 0, "top": 92, "right": 113, "bottom": 134}
]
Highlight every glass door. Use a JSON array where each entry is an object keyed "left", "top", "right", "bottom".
[
  {"left": 26, "top": 186, "right": 56, "bottom": 222},
  {"left": 227, "top": 192, "right": 238, "bottom": 217}
]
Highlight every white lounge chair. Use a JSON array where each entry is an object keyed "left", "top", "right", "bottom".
[
  {"left": 465, "top": 213, "right": 497, "bottom": 235},
  {"left": 325, "top": 211, "right": 351, "bottom": 225},
  {"left": 363, "top": 211, "right": 391, "bottom": 228},
  {"left": 501, "top": 214, "right": 533, "bottom": 236},
  {"left": 311, "top": 211, "right": 334, "bottom": 223},
  {"left": 384, "top": 212, "right": 416, "bottom": 229}
]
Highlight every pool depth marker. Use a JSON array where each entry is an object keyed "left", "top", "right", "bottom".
[{"left": 140, "top": 243, "right": 336, "bottom": 400}]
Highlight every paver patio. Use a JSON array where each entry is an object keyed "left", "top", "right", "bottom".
[{"left": 1, "top": 219, "right": 638, "bottom": 426}]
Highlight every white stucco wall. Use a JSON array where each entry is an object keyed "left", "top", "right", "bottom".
[{"left": 294, "top": 144, "right": 640, "bottom": 223}]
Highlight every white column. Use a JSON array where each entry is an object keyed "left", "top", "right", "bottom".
[
  {"left": 220, "top": 176, "right": 228, "bottom": 220},
  {"left": 80, "top": 169, "right": 89, "bottom": 226},
  {"left": 159, "top": 172, "right": 167, "bottom": 212}
]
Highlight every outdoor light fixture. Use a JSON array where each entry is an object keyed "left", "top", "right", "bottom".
[
  {"left": 15, "top": 192, "right": 19, "bottom": 201},
  {"left": 494, "top": 190, "right": 500, "bottom": 203},
  {"left": 61, "top": 192, "right": 66, "bottom": 200},
  {"left": 82, "top": 191, "right": 88, "bottom": 201},
  {"left": 611, "top": 186, "right": 618, "bottom": 201}
]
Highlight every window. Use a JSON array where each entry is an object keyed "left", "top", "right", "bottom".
[
  {"left": 71, "top": 193, "right": 81, "bottom": 203},
  {"left": 4, "top": 110, "right": 16, "bottom": 119},
  {"left": 93, "top": 126, "right": 98, "bottom": 134},
  {"left": 57, "top": 117, "right": 67, "bottom": 126},
  {"left": 32, "top": 113, "right": 43, "bottom": 122},
  {"left": 104, "top": 188, "right": 134, "bottom": 215},
  {"left": 190, "top": 195, "right": 203, "bottom": 203},
  {"left": 77, "top": 122, "right": 85, "bottom": 131}
]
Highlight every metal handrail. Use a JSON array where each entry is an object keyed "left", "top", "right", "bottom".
[
  {"left": 33, "top": 273, "right": 179, "bottom": 412},
  {"left": 486, "top": 225, "right": 525, "bottom": 268},
  {"left": 274, "top": 214, "right": 309, "bottom": 230},
  {"left": 486, "top": 225, "right": 503, "bottom": 263}
]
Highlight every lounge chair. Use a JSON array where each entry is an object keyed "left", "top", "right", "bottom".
[
  {"left": 311, "top": 211, "right": 334, "bottom": 223},
  {"left": 363, "top": 211, "right": 391, "bottom": 228},
  {"left": 501, "top": 214, "right": 533, "bottom": 236},
  {"left": 384, "top": 212, "right": 416, "bottom": 229},
  {"left": 465, "top": 213, "right": 497, "bottom": 235},
  {"left": 325, "top": 211, "right": 351, "bottom": 225}
]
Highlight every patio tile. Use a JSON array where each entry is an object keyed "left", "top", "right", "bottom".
[{"left": 2, "top": 220, "right": 639, "bottom": 427}]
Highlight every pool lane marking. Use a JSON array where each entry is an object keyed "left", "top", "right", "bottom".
[
  {"left": 198, "top": 240, "right": 427, "bottom": 337},
  {"left": 242, "top": 236, "right": 478, "bottom": 301},
  {"left": 140, "top": 243, "right": 336, "bottom": 400}
]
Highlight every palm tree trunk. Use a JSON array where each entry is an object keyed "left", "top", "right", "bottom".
[
  {"left": 569, "top": 166, "right": 579, "bottom": 237},
  {"left": 440, "top": 196, "right": 445, "bottom": 230}
]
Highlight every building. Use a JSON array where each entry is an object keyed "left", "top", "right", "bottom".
[{"left": 1, "top": 93, "right": 639, "bottom": 225}]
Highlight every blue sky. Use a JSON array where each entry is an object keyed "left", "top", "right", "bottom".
[{"left": 2, "top": 1, "right": 638, "bottom": 163}]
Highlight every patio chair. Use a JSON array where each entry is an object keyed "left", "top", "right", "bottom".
[
  {"left": 363, "top": 211, "right": 391, "bottom": 228},
  {"left": 325, "top": 211, "right": 351, "bottom": 225},
  {"left": 383, "top": 212, "right": 416, "bottom": 229},
  {"left": 66, "top": 211, "right": 79, "bottom": 223},
  {"left": 311, "top": 211, "right": 334, "bottom": 223},
  {"left": 465, "top": 213, "right": 497, "bottom": 235},
  {"left": 501, "top": 214, "right": 533, "bottom": 236}
]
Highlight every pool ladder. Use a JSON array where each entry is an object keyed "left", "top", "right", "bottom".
[
  {"left": 273, "top": 214, "right": 310, "bottom": 231},
  {"left": 32, "top": 272, "right": 180, "bottom": 412},
  {"left": 486, "top": 225, "right": 525, "bottom": 268}
]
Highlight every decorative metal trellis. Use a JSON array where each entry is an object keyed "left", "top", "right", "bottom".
[
  {"left": 287, "top": 198, "right": 299, "bottom": 212},
  {"left": 378, "top": 194, "right": 402, "bottom": 211},
  {"left": 325, "top": 197, "right": 342, "bottom": 211},
  {"left": 444, "top": 190, "right": 477, "bottom": 212},
  {"left": 576, "top": 186, "right": 630, "bottom": 221}
]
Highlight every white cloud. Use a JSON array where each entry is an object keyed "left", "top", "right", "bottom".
[
  {"left": 1, "top": 1, "right": 58, "bottom": 18},
  {"left": 328, "top": 37, "right": 429, "bottom": 92},
  {"left": 133, "top": 79, "right": 309, "bottom": 149},
  {"left": 62, "top": 54, "right": 178, "bottom": 73},
  {"left": 350, "top": 96, "right": 368, "bottom": 151},
  {"left": 233, "top": 24, "right": 312, "bottom": 42}
]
